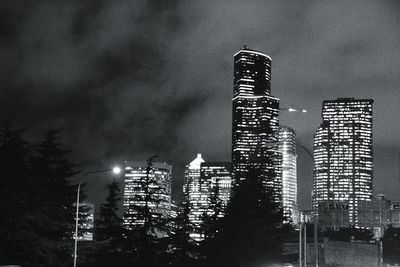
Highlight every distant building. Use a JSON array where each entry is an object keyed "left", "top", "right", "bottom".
[
  {"left": 74, "top": 201, "right": 94, "bottom": 241},
  {"left": 317, "top": 200, "right": 350, "bottom": 229},
  {"left": 313, "top": 98, "right": 374, "bottom": 224},
  {"left": 123, "top": 161, "right": 172, "bottom": 229},
  {"left": 318, "top": 196, "right": 400, "bottom": 235},
  {"left": 182, "top": 154, "right": 206, "bottom": 241},
  {"left": 231, "top": 46, "right": 282, "bottom": 203},
  {"left": 200, "top": 162, "right": 232, "bottom": 217},
  {"left": 183, "top": 154, "right": 233, "bottom": 241},
  {"left": 357, "top": 196, "right": 391, "bottom": 237},
  {"left": 390, "top": 201, "right": 400, "bottom": 226},
  {"left": 278, "top": 126, "right": 298, "bottom": 222},
  {"left": 170, "top": 200, "right": 179, "bottom": 220}
]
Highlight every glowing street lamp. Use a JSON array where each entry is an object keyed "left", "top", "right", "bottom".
[
  {"left": 280, "top": 105, "right": 307, "bottom": 113},
  {"left": 112, "top": 166, "right": 121, "bottom": 175},
  {"left": 73, "top": 166, "right": 121, "bottom": 267}
]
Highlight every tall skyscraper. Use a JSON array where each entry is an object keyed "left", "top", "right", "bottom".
[
  {"left": 183, "top": 155, "right": 232, "bottom": 241},
  {"left": 278, "top": 126, "right": 298, "bottom": 222},
  {"left": 313, "top": 98, "right": 374, "bottom": 224},
  {"left": 123, "top": 161, "right": 172, "bottom": 229},
  {"left": 232, "top": 46, "right": 282, "bottom": 201},
  {"left": 182, "top": 154, "right": 206, "bottom": 241}
]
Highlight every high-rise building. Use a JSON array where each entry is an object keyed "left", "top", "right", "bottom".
[
  {"left": 183, "top": 155, "right": 233, "bottom": 241},
  {"left": 123, "top": 161, "right": 172, "bottom": 229},
  {"left": 313, "top": 98, "right": 373, "bottom": 224},
  {"left": 73, "top": 201, "right": 94, "bottom": 241},
  {"left": 278, "top": 126, "right": 298, "bottom": 222},
  {"left": 182, "top": 154, "right": 206, "bottom": 241},
  {"left": 200, "top": 162, "right": 232, "bottom": 217},
  {"left": 232, "top": 46, "right": 282, "bottom": 202}
]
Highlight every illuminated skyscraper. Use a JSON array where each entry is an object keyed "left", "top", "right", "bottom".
[
  {"left": 182, "top": 154, "right": 206, "bottom": 241},
  {"left": 200, "top": 162, "right": 232, "bottom": 216},
  {"left": 278, "top": 126, "right": 298, "bottom": 222},
  {"left": 232, "top": 46, "right": 282, "bottom": 201},
  {"left": 183, "top": 155, "right": 232, "bottom": 241},
  {"left": 313, "top": 98, "right": 373, "bottom": 224},
  {"left": 123, "top": 161, "right": 172, "bottom": 229},
  {"left": 73, "top": 201, "right": 94, "bottom": 241}
]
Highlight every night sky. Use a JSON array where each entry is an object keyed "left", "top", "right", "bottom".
[{"left": 1, "top": 1, "right": 400, "bottom": 209}]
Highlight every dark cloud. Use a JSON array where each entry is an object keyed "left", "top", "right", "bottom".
[{"left": 1, "top": 0, "right": 399, "bottom": 208}]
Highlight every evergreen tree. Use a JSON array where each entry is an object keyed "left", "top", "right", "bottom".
[
  {"left": 0, "top": 128, "right": 78, "bottom": 266},
  {"left": 92, "top": 180, "right": 126, "bottom": 266},
  {"left": 96, "top": 180, "right": 123, "bottom": 241},
  {"left": 203, "top": 168, "right": 288, "bottom": 267},
  {"left": 124, "top": 156, "right": 171, "bottom": 266},
  {"left": 0, "top": 126, "right": 34, "bottom": 265},
  {"left": 169, "top": 193, "right": 198, "bottom": 267},
  {"left": 29, "top": 129, "right": 78, "bottom": 266},
  {"left": 202, "top": 179, "right": 225, "bottom": 241}
]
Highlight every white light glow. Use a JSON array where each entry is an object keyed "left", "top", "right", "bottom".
[{"left": 112, "top": 166, "right": 121, "bottom": 175}]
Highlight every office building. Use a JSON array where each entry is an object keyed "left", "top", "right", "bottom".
[
  {"left": 182, "top": 154, "right": 206, "bottom": 241},
  {"left": 183, "top": 155, "right": 233, "bottom": 241},
  {"left": 232, "top": 46, "right": 282, "bottom": 202},
  {"left": 200, "top": 162, "right": 232, "bottom": 217},
  {"left": 123, "top": 161, "right": 172, "bottom": 229},
  {"left": 313, "top": 98, "right": 373, "bottom": 224},
  {"left": 74, "top": 201, "right": 95, "bottom": 241},
  {"left": 278, "top": 126, "right": 298, "bottom": 222}
]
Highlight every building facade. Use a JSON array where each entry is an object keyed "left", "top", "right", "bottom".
[
  {"left": 74, "top": 201, "right": 94, "bottom": 241},
  {"left": 182, "top": 154, "right": 206, "bottom": 241},
  {"left": 123, "top": 161, "right": 172, "bottom": 229},
  {"left": 278, "top": 126, "right": 298, "bottom": 222},
  {"left": 200, "top": 162, "right": 232, "bottom": 217},
  {"left": 313, "top": 98, "right": 374, "bottom": 224},
  {"left": 231, "top": 46, "right": 282, "bottom": 202},
  {"left": 183, "top": 154, "right": 233, "bottom": 241}
]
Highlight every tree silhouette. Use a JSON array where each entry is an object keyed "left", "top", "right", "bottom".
[
  {"left": 169, "top": 188, "right": 199, "bottom": 267},
  {"left": 0, "top": 126, "right": 33, "bottom": 265},
  {"left": 202, "top": 178, "right": 225, "bottom": 241},
  {"left": 0, "top": 128, "right": 78, "bottom": 266},
  {"left": 96, "top": 180, "right": 123, "bottom": 241},
  {"left": 323, "top": 226, "right": 374, "bottom": 242},
  {"left": 29, "top": 129, "right": 78, "bottom": 265},
  {"left": 91, "top": 180, "right": 126, "bottom": 266},
  {"left": 203, "top": 168, "right": 288, "bottom": 267},
  {"left": 124, "top": 157, "right": 171, "bottom": 266},
  {"left": 383, "top": 226, "right": 400, "bottom": 264}
]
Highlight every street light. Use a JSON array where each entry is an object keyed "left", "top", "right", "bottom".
[
  {"left": 280, "top": 106, "right": 316, "bottom": 266},
  {"left": 112, "top": 166, "right": 121, "bottom": 175},
  {"left": 280, "top": 105, "right": 308, "bottom": 113},
  {"left": 73, "top": 166, "right": 122, "bottom": 267}
]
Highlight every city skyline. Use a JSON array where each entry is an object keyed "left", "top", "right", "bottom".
[{"left": 1, "top": 1, "right": 400, "bottom": 210}]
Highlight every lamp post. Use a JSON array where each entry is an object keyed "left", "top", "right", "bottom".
[
  {"left": 73, "top": 166, "right": 121, "bottom": 267},
  {"left": 296, "top": 144, "right": 319, "bottom": 267},
  {"left": 281, "top": 105, "right": 317, "bottom": 266}
]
